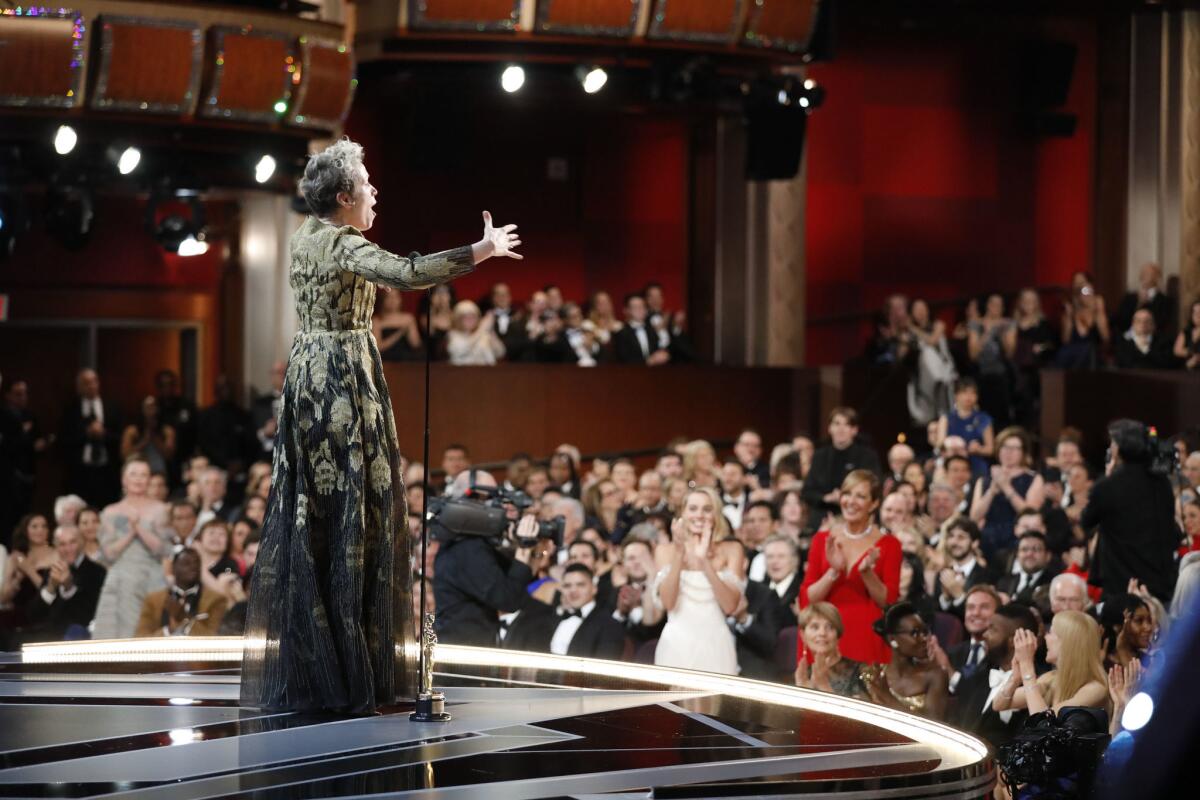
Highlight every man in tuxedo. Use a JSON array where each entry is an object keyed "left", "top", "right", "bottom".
[
  {"left": 801, "top": 407, "right": 881, "bottom": 522},
  {"left": 136, "top": 548, "right": 228, "bottom": 637},
  {"left": 926, "top": 483, "right": 959, "bottom": 540},
  {"left": 1112, "top": 262, "right": 1173, "bottom": 336},
  {"left": 613, "top": 294, "right": 670, "bottom": 365},
  {"left": 566, "top": 539, "right": 615, "bottom": 608},
  {"left": 936, "top": 584, "right": 1000, "bottom": 693},
  {"left": 482, "top": 282, "right": 530, "bottom": 361},
  {"left": 721, "top": 461, "right": 749, "bottom": 530},
  {"left": 997, "top": 529, "right": 1060, "bottom": 604},
  {"left": 935, "top": 517, "right": 996, "bottom": 617},
  {"left": 0, "top": 379, "right": 48, "bottom": 540},
  {"left": 733, "top": 428, "right": 771, "bottom": 489},
  {"left": 719, "top": 540, "right": 783, "bottom": 681},
  {"left": 740, "top": 501, "right": 779, "bottom": 582},
  {"left": 757, "top": 534, "right": 800, "bottom": 627},
  {"left": 945, "top": 603, "right": 1038, "bottom": 748},
  {"left": 155, "top": 369, "right": 196, "bottom": 486},
  {"left": 249, "top": 361, "right": 285, "bottom": 459},
  {"left": 194, "top": 466, "right": 236, "bottom": 529},
  {"left": 59, "top": 368, "right": 121, "bottom": 507},
  {"left": 506, "top": 564, "right": 626, "bottom": 659},
  {"left": 21, "top": 526, "right": 106, "bottom": 644},
  {"left": 611, "top": 536, "right": 664, "bottom": 647}
]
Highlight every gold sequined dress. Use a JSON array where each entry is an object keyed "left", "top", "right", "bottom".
[{"left": 240, "top": 216, "right": 474, "bottom": 713}]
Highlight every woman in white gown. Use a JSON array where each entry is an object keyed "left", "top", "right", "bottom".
[{"left": 654, "top": 487, "right": 744, "bottom": 675}]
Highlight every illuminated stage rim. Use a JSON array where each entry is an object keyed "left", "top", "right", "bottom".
[{"left": 23, "top": 636, "right": 991, "bottom": 775}]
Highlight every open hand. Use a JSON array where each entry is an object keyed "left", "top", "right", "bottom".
[
  {"left": 826, "top": 533, "right": 847, "bottom": 573},
  {"left": 858, "top": 546, "right": 881, "bottom": 573},
  {"left": 482, "top": 211, "right": 523, "bottom": 260},
  {"left": 1012, "top": 628, "right": 1037, "bottom": 671}
]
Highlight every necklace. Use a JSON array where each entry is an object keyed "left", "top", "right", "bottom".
[{"left": 842, "top": 523, "right": 873, "bottom": 540}]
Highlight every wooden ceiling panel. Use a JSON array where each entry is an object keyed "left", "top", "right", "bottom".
[
  {"left": 92, "top": 17, "right": 203, "bottom": 115},
  {"left": 536, "top": 0, "right": 643, "bottom": 37},
  {"left": 0, "top": 12, "right": 85, "bottom": 109},
  {"left": 646, "top": 0, "right": 742, "bottom": 44}
]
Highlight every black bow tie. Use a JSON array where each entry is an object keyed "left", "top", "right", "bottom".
[{"left": 558, "top": 608, "right": 582, "bottom": 619}]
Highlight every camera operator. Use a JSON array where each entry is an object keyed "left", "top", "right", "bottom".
[
  {"left": 432, "top": 470, "right": 536, "bottom": 647},
  {"left": 1080, "top": 419, "right": 1179, "bottom": 603}
]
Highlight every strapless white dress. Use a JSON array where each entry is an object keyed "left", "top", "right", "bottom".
[{"left": 652, "top": 567, "right": 741, "bottom": 675}]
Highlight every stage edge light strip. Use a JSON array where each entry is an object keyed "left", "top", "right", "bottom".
[{"left": 22, "top": 637, "right": 987, "bottom": 768}]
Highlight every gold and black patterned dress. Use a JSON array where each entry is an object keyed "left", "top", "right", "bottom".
[{"left": 240, "top": 216, "right": 474, "bottom": 713}]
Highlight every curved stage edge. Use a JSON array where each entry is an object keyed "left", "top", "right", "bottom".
[{"left": 3, "top": 637, "right": 995, "bottom": 799}]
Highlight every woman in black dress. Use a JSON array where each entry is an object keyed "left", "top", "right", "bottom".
[{"left": 240, "top": 138, "right": 522, "bottom": 714}]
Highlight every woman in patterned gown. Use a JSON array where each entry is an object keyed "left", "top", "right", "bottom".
[{"left": 240, "top": 139, "right": 523, "bottom": 714}]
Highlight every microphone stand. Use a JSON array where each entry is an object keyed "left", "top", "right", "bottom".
[{"left": 411, "top": 280, "right": 450, "bottom": 722}]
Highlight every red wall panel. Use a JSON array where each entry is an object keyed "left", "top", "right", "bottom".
[{"left": 805, "top": 19, "right": 1097, "bottom": 365}]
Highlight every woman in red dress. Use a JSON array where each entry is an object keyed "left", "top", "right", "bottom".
[{"left": 800, "top": 469, "right": 901, "bottom": 664}]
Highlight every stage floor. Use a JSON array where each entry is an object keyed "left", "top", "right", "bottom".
[{"left": 0, "top": 641, "right": 994, "bottom": 799}]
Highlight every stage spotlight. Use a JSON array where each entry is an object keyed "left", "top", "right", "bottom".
[
  {"left": 45, "top": 184, "right": 94, "bottom": 250},
  {"left": 254, "top": 155, "right": 276, "bottom": 184},
  {"left": 803, "top": 78, "right": 816, "bottom": 90},
  {"left": 501, "top": 65, "right": 525, "bottom": 93},
  {"left": 148, "top": 193, "right": 207, "bottom": 255},
  {"left": 799, "top": 97, "right": 810, "bottom": 108},
  {"left": 580, "top": 66, "right": 607, "bottom": 94},
  {"left": 54, "top": 125, "right": 77, "bottom": 155},
  {"left": 117, "top": 146, "right": 141, "bottom": 175}
]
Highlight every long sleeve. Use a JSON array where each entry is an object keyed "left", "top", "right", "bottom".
[{"left": 334, "top": 228, "right": 474, "bottom": 290}]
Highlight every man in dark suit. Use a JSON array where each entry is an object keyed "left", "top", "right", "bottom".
[
  {"left": 0, "top": 379, "right": 48, "bottom": 542},
  {"left": 481, "top": 282, "right": 530, "bottom": 362},
  {"left": 756, "top": 535, "right": 800, "bottom": 627},
  {"left": 249, "top": 361, "right": 285, "bottom": 460},
  {"left": 505, "top": 564, "right": 626, "bottom": 659},
  {"left": 1112, "top": 262, "right": 1174, "bottom": 337},
  {"left": 720, "top": 541, "right": 784, "bottom": 681},
  {"left": 934, "top": 517, "right": 996, "bottom": 618},
  {"left": 22, "top": 526, "right": 106, "bottom": 644},
  {"left": 613, "top": 294, "right": 670, "bottom": 365},
  {"left": 435, "top": 525, "right": 534, "bottom": 647},
  {"left": 801, "top": 407, "right": 881, "bottom": 523},
  {"left": 933, "top": 584, "right": 1001, "bottom": 694},
  {"left": 733, "top": 429, "right": 772, "bottom": 490},
  {"left": 612, "top": 537, "right": 665, "bottom": 648},
  {"left": 996, "top": 530, "right": 1060, "bottom": 604},
  {"left": 945, "top": 603, "right": 1037, "bottom": 748},
  {"left": 59, "top": 368, "right": 121, "bottom": 507},
  {"left": 1114, "top": 309, "right": 1174, "bottom": 369}
]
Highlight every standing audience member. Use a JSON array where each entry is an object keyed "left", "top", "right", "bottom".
[
  {"left": 1081, "top": 419, "right": 1179, "bottom": 602},
  {"left": 1012, "top": 288, "right": 1057, "bottom": 425},
  {"left": 1115, "top": 309, "right": 1172, "bottom": 369},
  {"left": 196, "top": 376, "right": 252, "bottom": 471},
  {"left": 1113, "top": 262, "right": 1173, "bottom": 335},
  {"left": 802, "top": 408, "right": 882, "bottom": 522},
  {"left": 800, "top": 470, "right": 901, "bottom": 664},
  {"left": 1057, "top": 278, "right": 1110, "bottom": 368},
  {"left": 970, "top": 426, "right": 1044, "bottom": 562},
  {"left": 611, "top": 535, "right": 665, "bottom": 647},
  {"left": 120, "top": 396, "right": 176, "bottom": 478},
  {"left": 1, "top": 514, "right": 57, "bottom": 622},
  {"left": 249, "top": 361, "right": 285, "bottom": 459},
  {"left": 153, "top": 369, "right": 196, "bottom": 486},
  {"left": 654, "top": 489, "right": 742, "bottom": 675},
  {"left": 91, "top": 458, "right": 170, "bottom": 639},
  {"left": 60, "top": 368, "right": 121, "bottom": 507},
  {"left": 967, "top": 293, "right": 1016, "bottom": 428},
  {"left": 447, "top": 301, "right": 505, "bottom": 366},
  {"left": 0, "top": 380, "right": 48, "bottom": 540},
  {"left": 614, "top": 294, "right": 670, "bottom": 365},
  {"left": 371, "top": 289, "right": 423, "bottom": 362},
  {"left": 1171, "top": 299, "right": 1200, "bottom": 370},
  {"left": 934, "top": 379, "right": 994, "bottom": 480}
]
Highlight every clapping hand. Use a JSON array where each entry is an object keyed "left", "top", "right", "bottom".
[
  {"left": 1108, "top": 658, "right": 1142, "bottom": 716},
  {"left": 481, "top": 211, "right": 523, "bottom": 260},
  {"left": 1012, "top": 628, "right": 1038, "bottom": 672},
  {"left": 927, "top": 635, "right": 953, "bottom": 675},
  {"left": 826, "top": 533, "right": 847, "bottom": 574},
  {"left": 858, "top": 546, "right": 881, "bottom": 574},
  {"left": 939, "top": 567, "right": 966, "bottom": 599}
]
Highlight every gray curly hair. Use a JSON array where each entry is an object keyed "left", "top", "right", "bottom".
[{"left": 299, "top": 137, "right": 364, "bottom": 218}]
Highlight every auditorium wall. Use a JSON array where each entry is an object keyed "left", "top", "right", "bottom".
[{"left": 805, "top": 16, "right": 1098, "bottom": 365}]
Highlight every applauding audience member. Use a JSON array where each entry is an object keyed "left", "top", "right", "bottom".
[
  {"left": 992, "top": 610, "right": 1108, "bottom": 715},
  {"left": 794, "top": 601, "right": 869, "bottom": 700},
  {"left": 135, "top": 548, "right": 227, "bottom": 637},
  {"left": 21, "top": 526, "right": 106, "bottom": 644}
]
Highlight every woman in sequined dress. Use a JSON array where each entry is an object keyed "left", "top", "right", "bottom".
[{"left": 239, "top": 138, "right": 523, "bottom": 714}]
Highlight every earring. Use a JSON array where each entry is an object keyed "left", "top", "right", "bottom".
[{"left": 890, "top": 640, "right": 899, "bottom": 648}]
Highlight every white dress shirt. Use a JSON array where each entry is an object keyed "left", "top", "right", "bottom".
[
  {"left": 81, "top": 397, "right": 106, "bottom": 465},
  {"left": 550, "top": 600, "right": 595, "bottom": 655}
]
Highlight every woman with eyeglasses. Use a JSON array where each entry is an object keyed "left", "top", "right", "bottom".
[{"left": 861, "top": 601, "right": 949, "bottom": 720}]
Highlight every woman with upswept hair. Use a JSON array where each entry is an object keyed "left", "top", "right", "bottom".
[{"left": 239, "top": 138, "right": 522, "bottom": 714}]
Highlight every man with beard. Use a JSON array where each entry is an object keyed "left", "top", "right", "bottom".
[{"left": 934, "top": 517, "right": 996, "bottom": 617}]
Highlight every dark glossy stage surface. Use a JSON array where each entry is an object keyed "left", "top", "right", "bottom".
[{"left": 0, "top": 641, "right": 994, "bottom": 799}]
